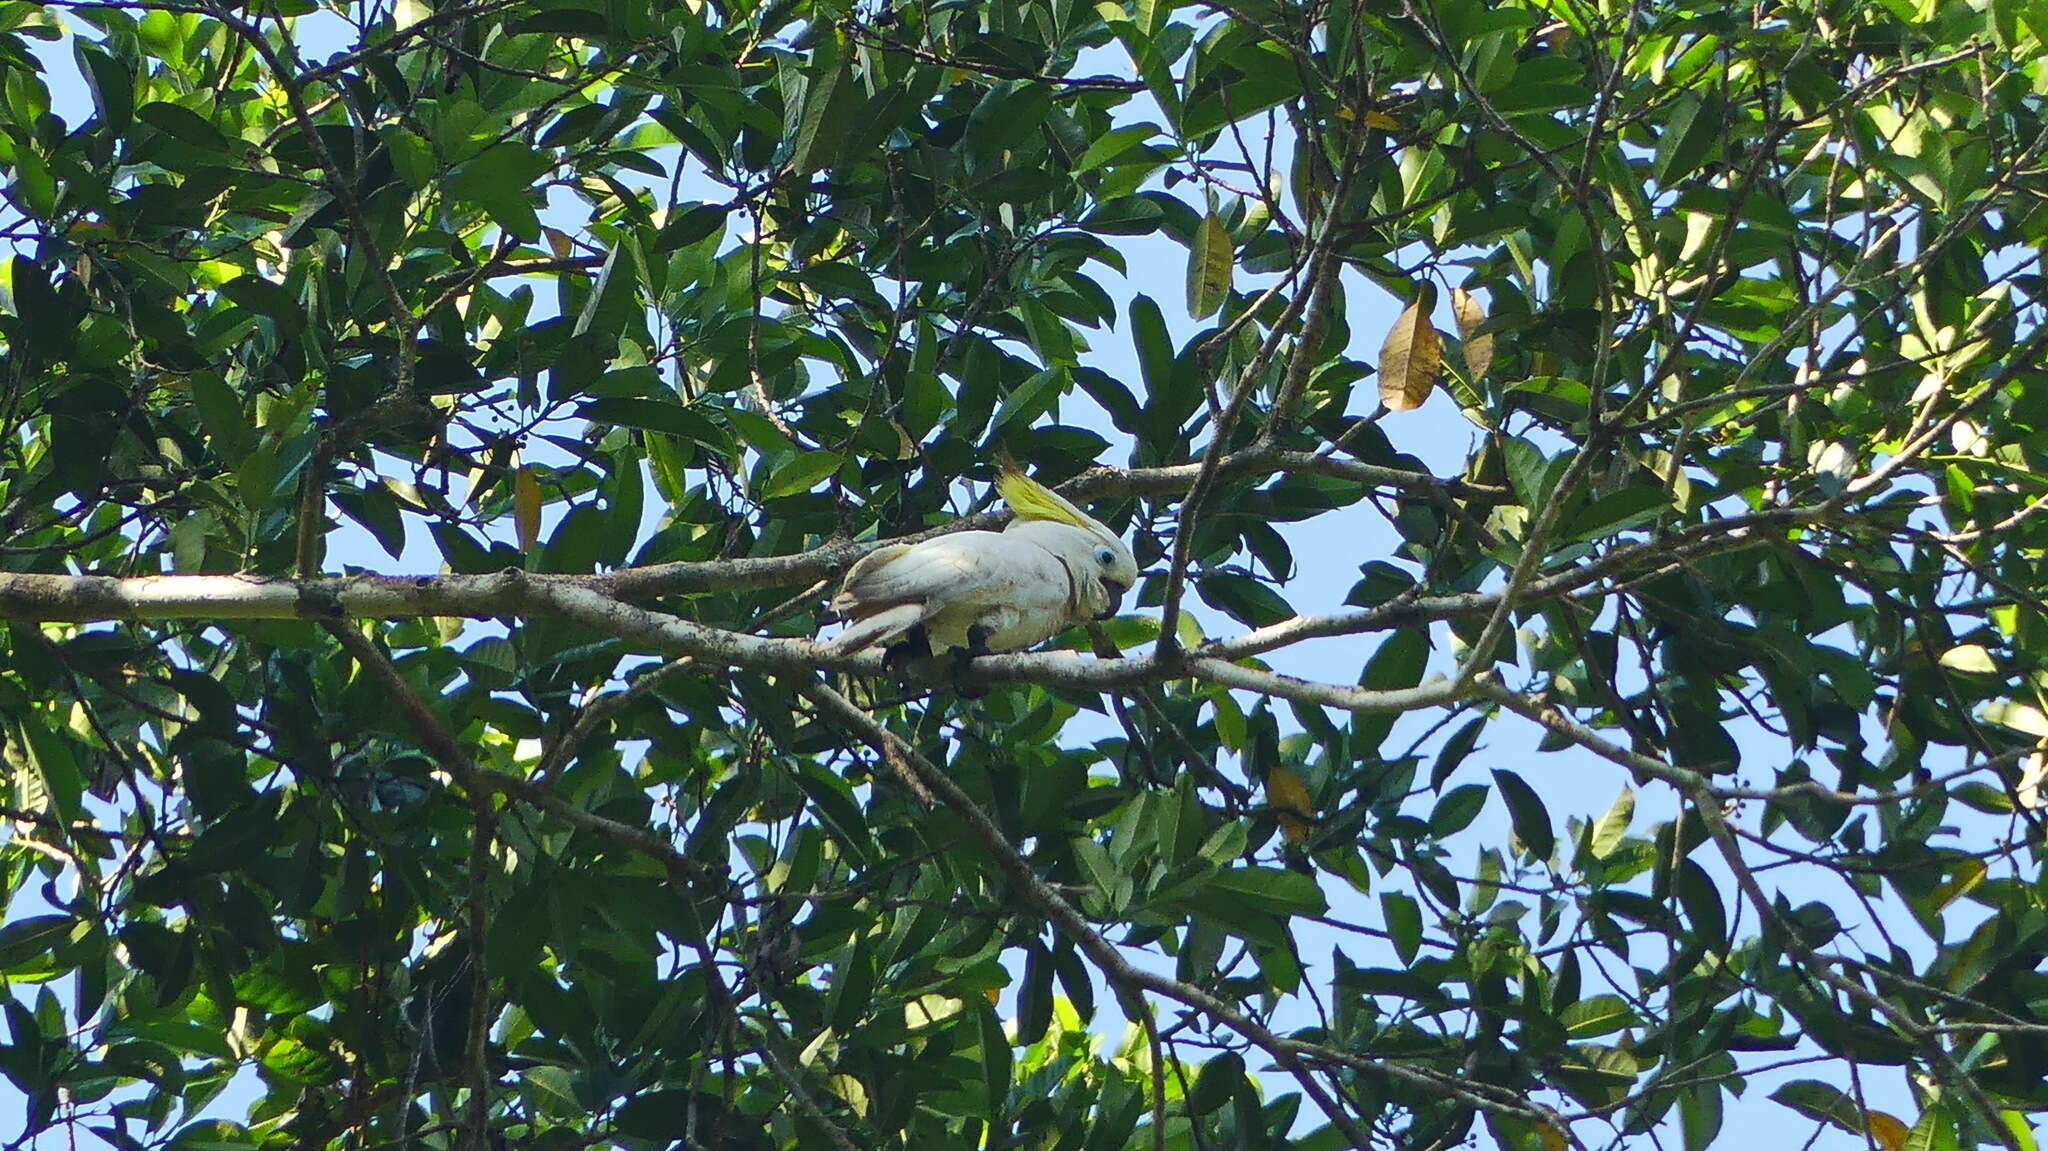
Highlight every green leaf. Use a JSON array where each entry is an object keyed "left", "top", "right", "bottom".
[
  {"left": 578, "top": 398, "right": 729, "bottom": 453},
  {"left": 217, "top": 275, "right": 305, "bottom": 334},
  {"left": 1430, "top": 717, "right": 1485, "bottom": 790},
  {"left": 1203, "top": 866, "right": 1326, "bottom": 917},
  {"left": 445, "top": 143, "right": 550, "bottom": 240},
  {"left": 1680, "top": 1083, "right": 1724, "bottom": 1151},
  {"left": 1017, "top": 943, "right": 1054, "bottom": 1045},
  {"left": 657, "top": 203, "right": 729, "bottom": 251},
  {"left": 760, "top": 452, "right": 842, "bottom": 500},
  {"left": 1653, "top": 94, "right": 1720, "bottom": 186},
  {"left": 1999, "top": 1111, "right": 2037, "bottom": 1151},
  {"left": 1768, "top": 1079, "right": 1863, "bottom": 1136},
  {"left": 787, "top": 42, "right": 855, "bottom": 176},
  {"left": 75, "top": 42, "right": 134, "bottom": 135},
  {"left": 136, "top": 102, "right": 237, "bottom": 153},
  {"left": 167, "top": 1120, "right": 258, "bottom": 1151},
  {"left": 614, "top": 1091, "right": 733, "bottom": 1140},
  {"left": 1355, "top": 628, "right": 1429, "bottom": 750},
  {"left": 17, "top": 719, "right": 84, "bottom": 823},
  {"left": 1588, "top": 785, "right": 1634, "bottom": 860},
  {"left": 1506, "top": 377, "right": 1593, "bottom": 426},
  {"left": 1429, "top": 783, "right": 1489, "bottom": 838},
  {"left": 1492, "top": 769, "right": 1555, "bottom": 862},
  {"left": 1075, "top": 123, "right": 1163, "bottom": 172},
  {"left": 829, "top": 935, "right": 875, "bottom": 1033},
  {"left": 0, "top": 915, "right": 75, "bottom": 969},
  {"left": 989, "top": 367, "right": 1069, "bottom": 438},
  {"left": 1198, "top": 573, "right": 1294, "bottom": 627},
  {"left": 1983, "top": 701, "right": 2048, "bottom": 736},
  {"left": 383, "top": 126, "right": 435, "bottom": 188},
  {"left": 521, "top": 1065, "right": 578, "bottom": 1116},
  {"left": 976, "top": 997, "right": 1011, "bottom": 1118},
  {"left": 1674, "top": 859, "right": 1728, "bottom": 952},
  {"left": 1186, "top": 212, "right": 1233, "bottom": 319},
  {"left": 1558, "top": 994, "right": 1637, "bottom": 1038},
  {"left": 1128, "top": 293, "right": 1175, "bottom": 401},
  {"left": 1381, "top": 891, "right": 1422, "bottom": 965},
  {"left": 1189, "top": 1051, "right": 1245, "bottom": 1116},
  {"left": 1564, "top": 484, "right": 1669, "bottom": 543}
]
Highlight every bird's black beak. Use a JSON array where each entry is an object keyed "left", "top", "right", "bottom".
[{"left": 1095, "top": 581, "right": 1128, "bottom": 620}]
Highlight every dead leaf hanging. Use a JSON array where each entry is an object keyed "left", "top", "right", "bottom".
[
  {"left": 1379, "top": 290, "right": 1443, "bottom": 412},
  {"left": 1451, "top": 287, "right": 1494, "bottom": 382}
]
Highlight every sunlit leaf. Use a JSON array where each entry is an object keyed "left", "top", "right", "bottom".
[
  {"left": 514, "top": 465, "right": 543, "bottom": 552},
  {"left": 1452, "top": 286, "right": 1494, "bottom": 382},
  {"left": 1379, "top": 287, "right": 1443, "bottom": 411}
]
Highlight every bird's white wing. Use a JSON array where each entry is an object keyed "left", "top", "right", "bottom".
[
  {"left": 829, "top": 532, "right": 1052, "bottom": 651},
  {"left": 832, "top": 532, "right": 1020, "bottom": 612}
]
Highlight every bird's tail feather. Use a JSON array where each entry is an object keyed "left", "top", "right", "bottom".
[{"left": 828, "top": 603, "right": 925, "bottom": 652}]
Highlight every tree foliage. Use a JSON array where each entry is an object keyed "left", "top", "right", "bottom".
[{"left": 2, "top": 0, "right": 2048, "bottom": 1148}]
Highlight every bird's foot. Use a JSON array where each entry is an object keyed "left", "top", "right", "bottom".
[
  {"left": 881, "top": 625, "right": 934, "bottom": 680},
  {"left": 947, "top": 626, "right": 994, "bottom": 699}
]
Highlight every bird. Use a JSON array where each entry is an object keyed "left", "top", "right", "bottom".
[{"left": 824, "top": 461, "right": 1139, "bottom": 676}]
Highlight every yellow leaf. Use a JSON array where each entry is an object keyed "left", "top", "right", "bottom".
[
  {"left": 1537, "top": 1122, "right": 1567, "bottom": 1151},
  {"left": 1379, "top": 289, "right": 1443, "bottom": 412},
  {"left": 905, "top": 994, "right": 965, "bottom": 1030},
  {"left": 1451, "top": 287, "right": 1494, "bottom": 382},
  {"left": 1938, "top": 644, "right": 1997, "bottom": 673},
  {"left": 825, "top": 1074, "right": 870, "bottom": 1118},
  {"left": 984, "top": 986, "right": 1002, "bottom": 1005},
  {"left": 1336, "top": 107, "right": 1405, "bottom": 132},
  {"left": 886, "top": 419, "right": 919, "bottom": 460},
  {"left": 1984, "top": 700, "right": 2048, "bottom": 737},
  {"left": 2000, "top": 1110, "right": 2039, "bottom": 1151},
  {"left": 1865, "top": 1111, "right": 1909, "bottom": 1151},
  {"left": 1267, "top": 767, "right": 1314, "bottom": 847},
  {"left": 514, "top": 465, "right": 542, "bottom": 552}
]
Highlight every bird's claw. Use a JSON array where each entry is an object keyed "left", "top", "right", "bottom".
[
  {"left": 948, "top": 626, "right": 994, "bottom": 699},
  {"left": 881, "top": 625, "right": 934, "bottom": 680}
]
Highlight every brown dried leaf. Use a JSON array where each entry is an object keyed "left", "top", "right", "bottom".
[
  {"left": 1378, "top": 292, "right": 1443, "bottom": 412},
  {"left": 1452, "top": 287, "right": 1494, "bottom": 382},
  {"left": 1864, "top": 1111, "right": 1908, "bottom": 1151}
]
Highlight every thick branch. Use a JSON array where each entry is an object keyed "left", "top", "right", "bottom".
[
  {"left": 0, "top": 501, "right": 1809, "bottom": 715},
  {"left": 0, "top": 448, "right": 1498, "bottom": 618}
]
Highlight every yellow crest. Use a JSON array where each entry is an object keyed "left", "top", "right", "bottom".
[{"left": 995, "top": 457, "right": 1100, "bottom": 533}]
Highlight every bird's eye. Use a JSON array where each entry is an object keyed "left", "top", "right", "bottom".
[{"left": 1096, "top": 548, "right": 1116, "bottom": 565}]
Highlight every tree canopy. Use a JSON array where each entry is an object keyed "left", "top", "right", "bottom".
[{"left": 4, "top": 0, "right": 2048, "bottom": 1147}]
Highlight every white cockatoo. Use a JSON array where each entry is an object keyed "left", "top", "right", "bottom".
[{"left": 825, "top": 462, "right": 1140, "bottom": 665}]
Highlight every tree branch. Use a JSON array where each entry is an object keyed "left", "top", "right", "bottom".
[
  {"left": 1473, "top": 675, "right": 2024, "bottom": 1149},
  {"left": 798, "top": 681, "right": 1555, "bottom": 1136}
]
